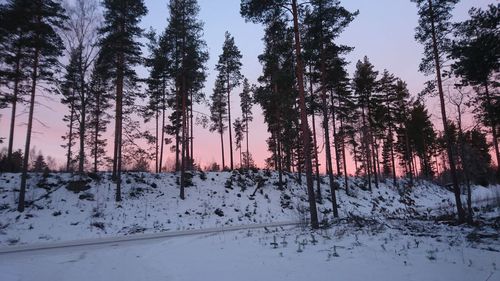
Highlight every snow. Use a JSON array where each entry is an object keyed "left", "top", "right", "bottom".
[
  {"left": 1, "top": 222, "right": 498, "bottom": 281},
  {"left": 0, "top": 171, "right": 499, "bottom": 280}
]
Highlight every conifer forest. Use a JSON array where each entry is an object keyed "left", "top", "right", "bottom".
[{"left": 0, "top": 1, "right": 498, "bottom": 280}]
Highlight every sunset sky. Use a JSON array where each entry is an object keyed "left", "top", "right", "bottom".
[{"left": 0, "top": 0, "right": 493, "bottom": 172}]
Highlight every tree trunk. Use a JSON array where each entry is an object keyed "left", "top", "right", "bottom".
[
  {"left": 7, "top": 47, "right": 22, "bottom": 168},
  {"left": 311, "top": 113, "right": 322, "bottom": 202},
  {"left": 277, "top": 131, "right": 284, "bottom": 190},
  {"left": 428, "top": 0, "right": 465, "bottom": 223},
  {"left": 227, "top": 78, "right": 234, "bottom": 170},
  {"left": 457, "top": 105, "right": 473, "bottom": 224},
  {"left": 115, "top": 50, "right": 124, "bottom": 202},
  {"left": 219, "top": 114, "right": 225, "bottom": 169},
  {"left": 361, "top": 107, "right": 372, "bottom": 191},
  {"left": 155, "top": 106, "right": 159, "bottom": 173},
  {"left": 190, "top": 91, "right": 194, "bottom": 170},
  {"left": 404, "top": 128, "right": 414, "bottom": 186},
  {"left": 320, "top": 55, "right": 337, "bottom": 217},
  {"left": 185, "top": 94, "right": 190, "bottom": 171},
  {"left": 309, "top": 75, "right": 322, "bottom": 202},
  {"left": 484, "top": 84, "right": 500, "bottom": 175},
  {"left": 175, "top": 85, "right": 180, "bottom": 172},
  {"left": 332, "top": 106, "right": 341, "bottom": 176},
  {"left": 78, "top": 86, "right": 85, "bottom": 174},
  {"left": 368, "top": 106, "right": 379, "bottom": 189},
  {"left": 18, "top": 40, "right": 40, "bottom": 213},
  {"left": 67, "top": 92, "right": 75, "bottom": 172},
  {"left": 292, "top": 0, "right": 318, "bottom": 229},
  {"left": 159, "top": 79, "right": 166, "bottom": 172},
  {"left": 245, "top": 115, "right": 250, "bottom": 169},
  {"left": 388, "top": 126, "right": 397, "bottom": 186},
  {"left": 180, "top": 87, "right": 187, "bottom": 199},
  {"left": 93, "top": 90, "right": 100, "bottom": 173},
  {"left": 339, "top": 116, "right": 349, "bottom": 195}
]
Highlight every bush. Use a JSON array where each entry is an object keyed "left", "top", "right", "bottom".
[{"left": 66, "top": 180, "right": 91, "bottom": 193}]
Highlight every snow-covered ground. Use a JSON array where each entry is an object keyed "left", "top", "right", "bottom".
[
  {"left": 1, "top": 221, "right": 498, "bottom": 281},
  {"left": 0, "top": 171, "right": 499, "bottom": 280}
]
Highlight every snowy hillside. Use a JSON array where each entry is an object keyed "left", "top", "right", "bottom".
[{"left": 0, "top": 171, "right": 498, "bottom": 247}]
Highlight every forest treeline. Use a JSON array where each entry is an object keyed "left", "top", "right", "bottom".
[{"left": 0, "top": 0, "right": 498, "bottom": 226}]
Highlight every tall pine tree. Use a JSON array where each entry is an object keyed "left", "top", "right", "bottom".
[
  {"left": 17, "top": 0, "right": 67, "bottom": 212},
  {"left": 215, "top": 31, "right": 243, "bottom": 171},
  {"left": 98, "top": 0, "right": 147, "bottom": 201},
  {"left": 412, "top": 0, "right": 465, "bottom": 222},
  {"left": 241, "top": 0, "right": 319, "bottom": 229}
]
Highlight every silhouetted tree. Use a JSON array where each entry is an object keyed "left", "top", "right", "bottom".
[
  {"left": 98, "top": 0, "right": 147, "bottom": 201},
  {"left": 215, "top": 31, "right": 243, "bottom": 170},
  {"left": 241, "top": 0, "right": 319, "bottom": 229},
  {"left": 450, "top": 4, "right": 499, "bottom": 176},
  {"left": 239, "top": 78, "right": 254, "bottom": 169},
  {"left": 412, "top": 0, "right": 465, "bottom": 222},
  {"left": 17, "top": 0, "right": 67, "bottom": 212}
]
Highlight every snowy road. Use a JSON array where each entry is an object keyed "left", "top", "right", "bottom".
[{"left": 0, "top": 221, "right": 302, "bottom": 254}]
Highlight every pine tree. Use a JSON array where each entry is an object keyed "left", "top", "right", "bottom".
[
  {"left": 215, "top": 31, "right": 243, "bottom": 171},
  {"left": 253, "top": 13, "right": 298, "bottom": 189},
  {"left": 353, "top": 56, "right": 378, "bottom": 191},
  {"left": 86, "top": 52, "right": 112, "bottom": 173},
  {"left": 143, "top": 29, "right": 170, "bottom": 173},
  {"left": 393, "top": 79, "right": 415, "bottom": 185},
  {"left": 328, "top": 54, "right": 355, "bottom": 194},
  {"left": 303, "top": 0, "right": 357, "bottom": 217},
  {"left": 239, "top": 78, "right": 254, "bottom": 169},
  {"left": 209, "top": 75, "right": 228, "bottom": 169},
  {"left": 0, "top": 0, "right": 30, "bottom": 171},
  {"left": 60, "top": 48, "right": 81, "bottom": 172},
  {"left": 164, "top": 0, "right": 208, "bottom": 198},
  {"left": 407, "top": 101, "right": 437, "bottom": 179},
  {"left": 241, "top": 0, "right": 319, "bottom": 229},
  {"left": 412, "top": 0, "right": 465, "bottom": 222},
  {"left": 17, "top": 0, "right": 67, "bottom": 212},
  {"left": 377, "top": 70, "right": 398, "bottom": 185},
  {"left": 450, "top": 4, "right": 499, "bottom": 176},
  {"left": 234, "top": 118, "right": 245, "bottom": 168},
  {"left": 32, "top": 154, "right": 48, "bottom": 173},
  {"left": 98, "top": 0, "right": 147, "bottom": 201}
]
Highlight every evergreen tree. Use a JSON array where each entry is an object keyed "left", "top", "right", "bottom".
[
  {"left": 450, "top": 4, "right": 499, "bottom": 175},
  {"left": 215, "top": 31, "right": 243, "bottom": 170},
  {"left": 239, "top": 78, "right": 254, "bottom": 169},
  {"left": 353, "top": 56, "right": 378, "bottom": 191},
  {"left": 0, "top": 0, "right": 30, "bottom": 171},
  {"left": 377, "top": 70, "right": 398, "bottom": 185},
  {"left": 32, "top": 154, "right": 47, "bottom": 173},
  {"left": 60, "top": 48, "right": 81, "bottom": 172},
  {"left": 209, "top": 75, "right": 228, "bottom": 169},
  {"left": 164, "top": 0, "right": 208, "bottom": 198},
  {"left": 463, "top": 129, "right": 492, "bottom": 185},
  {"left": 86, "top": 52, "right": 112, "bottom": 173},
  {"left": 407, "top": 101, "right": 437, "bottom": 179},
  {"left": 17, "top": 0, "right": 67, "bottom": 212},
  {"left": 234, "top": 118, "right": 245, "bottom": 168},
  {"left": 253, "top": 13, "right": 297, "bottom": 189},
  {"left": 393, "top": 79, "right": 415, "bottom": 185},
  {"left": 98, "top": 0, "right": 147, "bottom": 201},
  {"left": 241, "top": 0, "right": 319, "bottom": 229},
  {"left": 412, "top": 0, "right": 465, "bottom": 222},
  {"left": 143, "top": 29, "right": 170, "bottom": 173},
  {"left": 303, "top": 0, "right": 357, "bottom": 216}
]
